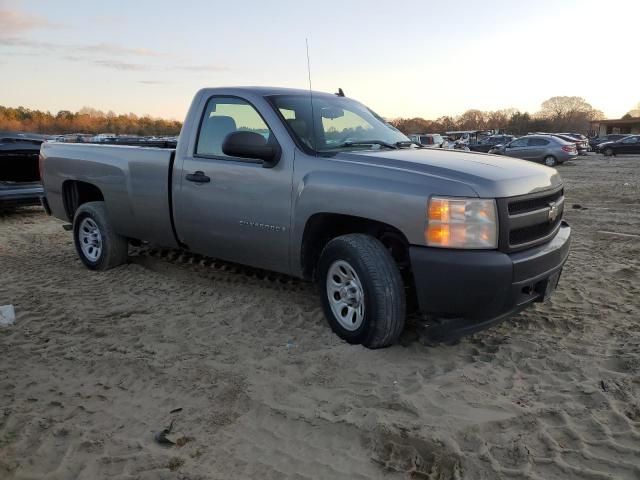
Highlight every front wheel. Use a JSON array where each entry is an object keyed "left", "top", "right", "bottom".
[
  {"left": 544, "top": 155, "right": 557, "bottom": 167},
  {"left": 603, "top": 147, "right": 613, "bottom": 157},
  {"left": 73, "top": 201, "right": 128, "bottom": 270},
  {"left": 318, "top": 234, "right": 405, "bottom": 348}
]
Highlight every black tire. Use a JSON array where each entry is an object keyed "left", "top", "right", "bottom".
[
  {"left": 604, "top": 147, "right": 613, "bottom": 157},
  {"left": 544, "top": 155, "right": 557, "bottom": 167},
  {"left": 73, "top": 201, "right": 128, "bottom": 270},
  {"left": 318, "top": 234, "right": 405, "bottom": 348}
]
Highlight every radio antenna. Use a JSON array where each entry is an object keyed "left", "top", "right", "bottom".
[{"left": 305, "top": 38, "right": 317, "bottom": 155}]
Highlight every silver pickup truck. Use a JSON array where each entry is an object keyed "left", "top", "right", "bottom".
[{"left": 40, "top": 87, "right": 571, "bottom": 348}]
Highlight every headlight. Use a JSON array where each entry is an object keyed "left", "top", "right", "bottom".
[{"left": 426, "top": 197, "right": 498, "bottom": 249}]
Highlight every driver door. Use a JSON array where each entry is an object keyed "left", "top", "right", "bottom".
[{"left": 173, "top": 96, "right": 293, "bottom": 274}]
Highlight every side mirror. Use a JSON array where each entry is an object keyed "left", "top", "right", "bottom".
[{"left": 222, "top": 131, "right": 281, "bottom": 167}]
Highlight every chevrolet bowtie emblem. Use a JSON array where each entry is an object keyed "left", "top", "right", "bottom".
[{"left": 547, "top": 201, "right": 559, "bottom": 222}]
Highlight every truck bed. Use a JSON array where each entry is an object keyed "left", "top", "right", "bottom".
[{"left": 40, "top": 143, "right": 179, "bottom": 248}]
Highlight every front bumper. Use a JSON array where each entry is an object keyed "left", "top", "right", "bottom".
[{"left": 410, "top": 221, "right": 571, "bottom": 340}]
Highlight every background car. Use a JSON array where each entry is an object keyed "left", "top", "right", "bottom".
[
  {"left": 468, "top": 135, "right": 515, "bottom": 153},
  {"left": 590, "top": 134, "right": 629, "bottom": 151},
  {"left": 598, "top": 135, "right": 640, "bottom": 156},
  {"left": 408, "top": 133, "right": 444, "bottom": 148},
  {"left": 551, "top": 134, "right": 589, "bottom": 155},
  {"left": 560, "top": 133, "right": 590, "bottom": 153},
  {"left": 0, "top": 133, "right": 45, "bottom": 208},
  {"left": 489, "top": 134, "right": 577, "bottom": 166}
]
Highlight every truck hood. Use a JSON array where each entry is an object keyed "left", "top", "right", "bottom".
[{"left": 334, "top": 148, "right": 563, "bottom": 198}]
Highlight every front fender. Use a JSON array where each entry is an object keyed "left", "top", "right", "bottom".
[{"left": 290, "top": 170, "right": 431, "bottom": 276}]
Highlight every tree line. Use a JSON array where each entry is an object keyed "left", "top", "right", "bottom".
[
  {"left": 389, "top": 96, "right": 610, "bottom": 136},
  {"left": 0, "top": 105, "right": 182, "bottom": 137},
  {"left": 0, "top": 96, "right": 636, "bottom": 138}
]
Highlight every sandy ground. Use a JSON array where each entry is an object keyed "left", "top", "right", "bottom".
[{"left": 0, "top": 154, "right": 639, "bottom": 480}]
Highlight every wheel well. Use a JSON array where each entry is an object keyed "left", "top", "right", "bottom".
[
  {"left": 300, "top": 213, "right": 411, "bottom": 280},
  {"left": 62, "top": 180, "right": 104, "bottom": 220}
]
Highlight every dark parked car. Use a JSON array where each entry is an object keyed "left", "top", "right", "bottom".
[
  {"left": 468, "top": 135, "right": 514, "bottom": 153},
  {"left": 598, "top": 135, "right": 640, "bottom": 156},
  {"left": 590, "top": 134, "right": 629, "bottom": 150},
  {"left": 489, "top": 135, "right": 577, "bottom": 166},
  {"left": 0, "top": 134, "right": 44, "bottom": 208}
]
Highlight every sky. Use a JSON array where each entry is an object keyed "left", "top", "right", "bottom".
[{"left": 1, "top": 0, "right": 639, "bottom": 121}]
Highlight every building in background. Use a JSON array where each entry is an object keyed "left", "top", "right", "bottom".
[{"left": 590, "top": 117, "right": 640, "bottom": 137}]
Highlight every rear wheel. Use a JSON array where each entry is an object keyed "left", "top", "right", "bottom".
[
  {"left": 73, "top": 201, "right": 128, "bottom": 270},
  {"left": 318, "top": 234, "right": 405, "bottom": 348},
  {"left": 544, "top": 155, "right": 557, "bottom": 167}
]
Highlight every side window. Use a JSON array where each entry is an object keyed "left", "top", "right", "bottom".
[
  {"left": 510, "top": 138, "right": 528, "bottom": 147},
  {"left": 528, "top": 138, "right": 550, "bottom": 146},
  {"left": 622, "top": 136, "right": 638, "bottom": 144},
  {"left": 196, "top": 97, "right": 271, "bottom": 157},
  {"left": 279, "top": 108, "right": 296, "bottom": 121}
]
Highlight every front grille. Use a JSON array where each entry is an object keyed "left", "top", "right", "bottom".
[
  {"left": 498, "top": 186, "right": 565, "bottom": 251},
  {"left": 509, "top": 215, "right": 562, "bottom": 245},
  {"left": 508, "top": 188, "right": 563, "bottom": 215}
]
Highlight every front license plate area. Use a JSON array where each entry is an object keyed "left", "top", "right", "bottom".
[{"left": 542, "top": 270, "right": 561, "bottom": 302}]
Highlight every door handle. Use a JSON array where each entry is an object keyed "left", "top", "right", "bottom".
[{"left": 185, "top": 171, "right": 210, "bottom": 183}]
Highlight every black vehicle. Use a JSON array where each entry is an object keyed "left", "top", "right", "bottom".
[
  {"left": 0, "top": 133, "right": 45, "bottom": 208},
  {"left": 589, "top": 134, "right": 628, "bottom": 150},
  {"left": 468, "top": 135, "right": 514, "bottom": 153},
  {"left": 598, "top": 135, "right": 640, "bottom": 156}
]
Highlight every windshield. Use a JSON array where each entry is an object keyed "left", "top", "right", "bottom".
[{"left": 268, "top": 94, "right": 411, "bottom": 153}]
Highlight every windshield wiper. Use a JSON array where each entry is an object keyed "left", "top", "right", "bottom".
[{"left": 332, "top": 140, "right": 399, "bottom": 150}]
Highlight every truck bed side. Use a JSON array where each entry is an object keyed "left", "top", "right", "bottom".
[{"left": 41, "top": 142, "right": 179, "bottom": 248}]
